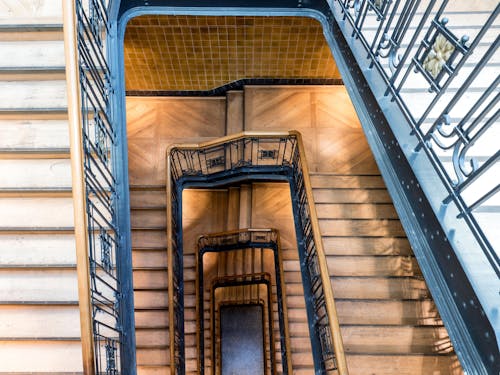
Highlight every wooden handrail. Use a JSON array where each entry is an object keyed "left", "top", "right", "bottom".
[
  {"left": 294, "top": 132, "right": 349, "bottom": 374},
  {"left": 62, "top": 1, "right": 96, "bottom": 374},
  {"left": 166, "top": 130, "right": 348, "bottom": 374},
  {"left": 167, "top": 130, "right": 294, "bottom": 152}
]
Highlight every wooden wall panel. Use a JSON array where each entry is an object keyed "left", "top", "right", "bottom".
[
  {"left": 251, "top": 182, "right": 297, "bottom": 251},
  {"left": 244, "top": 86, "right": 379, "bottom": 174},
  {"left": 127, "top": 96, "right": 226, "bottom": 186},
  {"left": 182, "top": 189, "right": 228, "bottom": 254}
]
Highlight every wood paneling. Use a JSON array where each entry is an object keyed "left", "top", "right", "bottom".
[
  {"left": 226, "top": 91, "right": 244, "bottom": 135},
  {"left": 182, "top": 189, "right": 228, "bottom": 253},
  {"left": 127, "top": 97, "right": 226, "bottom": 185},
  {"left": 251, "top": 182, "right": 296, "bottom": 250},
  {"left": 244, "top": 86, "right": 379, "bottom": 174}
]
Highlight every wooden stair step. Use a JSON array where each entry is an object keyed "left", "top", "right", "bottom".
[
  {"left": 0, "top": 197, "right": 73, "bottom": 227},
  {"left": 335, "top": 299, "right": 441, "bottom": 326},
  {"left": 309, "top": 173, "right": 385, "bottom": 188},
  {"left": 316, "top": 203, "right": 398, "bottom": 219},
  {"left": 313, "top": 188, "right": 392, "bottom": 204},
  {"left": 137, "top": 366, "right": 170, "bottom": 375},
  {"left": 132, "top": 249, "right": 167, "bottom": 269},
  {"left": 322, "top": 236, "right": 412, "bottom": 256},
  {"left": 342, "top": 325, "right": 452, "bottom": 354},
  {"left": 0, "top": 159, "right": 71, "bottom": 189},
  {"left": 133, "top": 270, "right": 168, "bottom": 290},
  {"left": 0, "top": 80, "right": 67, "bottom": 110},
  {"left": 330, "top": 276, "right": 431, "bottom": 300},
  {"left": 0, "top": 1, "right": 62, "bottom": 26},
  {"left": 136, "top": 348, "right": 169, "bottom": 366},
  {"left": 326, "top": 255, "right": 421, "bottom": 277},
  {"left": 132, "top": 229, "right": 167, "bottom": 248},
  {"left": 284, "top": 256, "right": 420, "bottom": 277},
  {"left": 0, "top": 233, "right": 75, "bottom": 265},
  {"left": 0, "top": 41, "right": 64, "bottom": 69},
  {"left": 136, "top": 328, "right": 169, "bottom": 348},
  {"left": 0, "top": 268, "right": 77, "bottom": 303},
  {"left": 0, "top": 340, "right": 82, "bottom": 372},
  {"left": 287, "top": 350, "right": 314, "bottom": 365},
  {"left": 286, "top": 299, "right": 440, "bottom": 327},
  {"left": 345, "top": 353, "right": 463, "bottom": 375},
  {"left": 319, "top": 219, "right": 406, "bottom": 237},
  {"left": 131, "top": 208, "right": 167, "bottom": 228},
  {"left": 0, "top": 120, "right": 69, "bottom": 150},
  {"left": 134, "top": 290, "right": 168, "bottom": 310},
  {"left": 135, "top": 310, "right": 169, "bottom": 329},
  {"left": 130, "top": 188, "right": 166, "bottom": 208},
  {"left": 0, "top": 305, "right": 80, "bottom": 338}
]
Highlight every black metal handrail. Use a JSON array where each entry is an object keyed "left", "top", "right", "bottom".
[
  {"left": 332, "top": 0, "right": 500, "bottom": 276},
  {"left": 69, "top": 0, "right": 131, "bottom": 373},
  {"left": 166, "top": 132, "right": 348, "bottom": 375}
]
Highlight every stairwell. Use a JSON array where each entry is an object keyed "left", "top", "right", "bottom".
[
  {"left": 0, "top": 1, "right": 490, "bottom": 373},
  {"left": 0, "top": 1, "right": 83, "bottom": 373},
  {"left": 126, "top": 85, "right": 464, "bottom": 374}
]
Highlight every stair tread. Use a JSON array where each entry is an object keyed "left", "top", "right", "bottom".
[
  {"left": 0, "top": 41, "right": 64, "bottom": 69},
  {"left": 319, "top": 218, "right": 406, "bottom": 237},
  {"left": 329, "top": 276, "right": 430, "bottom": 300},
  {"left": 313, "top": 188, "right": 393, "bottom": 203},
  {"left": 322, "top": 236, "right": 412, "bottom": 256},
  {"left": 0, "top": 119, "right": 69, "bottom": 149},
  {"left": 0, "top": 340, "right": 82, "bottom": 373},
  {"left": 345, "top": 353, "right": 463, "bottom": 375},
  {"left": 0, "top": 197, "right": 73, "bottom": 227},
  {"left": 0, "top": 80, "right": 66, "bottom": 110},
  {"left": 310, "top": 173, "right": 385, "bottom": 189},
  {"left": 316, "top": 202, "right": 398, "bottom": 219}
]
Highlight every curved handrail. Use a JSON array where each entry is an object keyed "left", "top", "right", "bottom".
[{"left": 166, "top": 131, "right": 348, "bottom": 374}]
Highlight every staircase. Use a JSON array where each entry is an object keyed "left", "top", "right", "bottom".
[
  {"left": 130, "top": 185, "right": 170, "bottom": 374},
  {"left": 127, "top": 86, "right": 465, "bottom": 374},
  {"left": 200, "top": 250, "right": 279, "bottom": 375},
  {"left": 0, "top": 1, "right": 83, "bottom": 373},
  {"left": 0, "top": 0, "right": 492, "bottom": 372},
  {"left": 313, "top": 173, "right": 462, "bottom": 374}
]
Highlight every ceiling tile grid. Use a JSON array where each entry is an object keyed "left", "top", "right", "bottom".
[{"left": 124, "top": 15, "right": 340, "bottom": 92}]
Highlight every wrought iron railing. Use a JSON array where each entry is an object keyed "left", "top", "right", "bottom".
[
  {"left": 166, "top": 132, "right": 348, "bottom": 375},
  {"left": 197, "top": 229, "right": 290, "bottom": 375},
  {"left": 330, "top": 0, "right": 500, "bottom": 275},
  {"left": 64, "top": 0, "right": 132, "bottom": 373}
]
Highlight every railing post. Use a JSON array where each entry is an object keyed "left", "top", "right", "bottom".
[
  {"left": 293, "top": 132, "right": 349, "bottom": 375},
  {"left": 62, "top": 0, "right": 96, "bottom": 374}
]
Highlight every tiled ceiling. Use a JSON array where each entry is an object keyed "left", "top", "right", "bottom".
[{"left": 124, "top": 15, "right": 341, "bottom": 92}]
